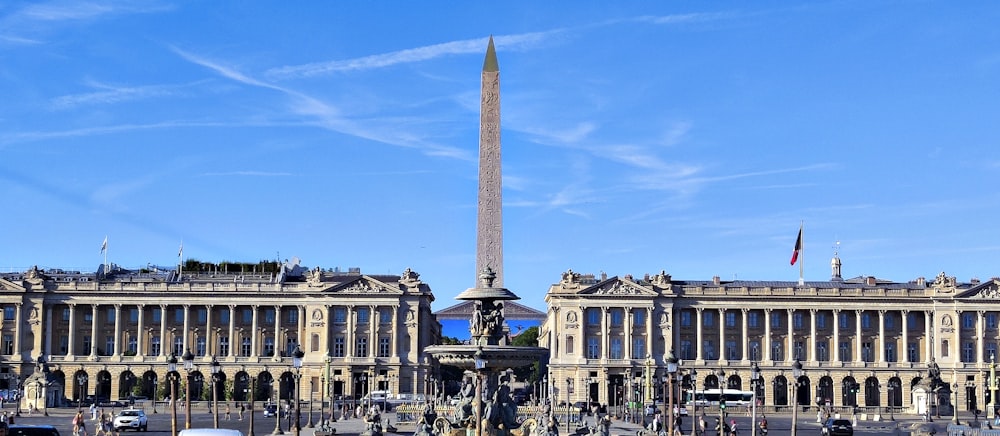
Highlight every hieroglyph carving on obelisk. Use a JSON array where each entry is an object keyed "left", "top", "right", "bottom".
[{"left": 476, "top": 36, "right": 503, "bottom": 287}]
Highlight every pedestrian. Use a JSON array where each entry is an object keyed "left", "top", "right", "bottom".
[
  {"left": 225, "top": 403, "right": 231, "bottom": 420},
  {"left": 729, "top": 419, "right": 738, "bottom": 436},
  {"left": 90, "top": 403, "right": 98, "bottom": 421},
  {"left": 74, "top": 410, "right": 90, "bottom": 436},
  {"left": 674, "top": 414, "right": 683, "bottom": 436},
  {"left": 239, "top": 403, "right": 245, "bottom": 420}
]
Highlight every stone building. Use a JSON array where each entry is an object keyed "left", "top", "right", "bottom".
[
  {"left": 539, "top": 255, "right": 1000, "bottom": 416},
  {"left": 0, "top": 262, "right": 440, "bottom": 407}
]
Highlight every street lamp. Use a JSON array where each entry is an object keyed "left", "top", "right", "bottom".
[
  {"left": 887, "top": 381, "right": 896, "bottom": 421},
  {"left": 666, "top": 351, "right": 679, "bottom": 436},
  {"left": 565, "top": 377, "right": 572, "bottom": 433},
  {"left": 247, "top": 375, "right": 257, "bottom": 436},
  {"left": 210, "top": 357, "right": 221, "bottom": 429},
  {"left": 307, "top": 377, "right": 315, "bottom": 428},
  {"left": 153, "top": 377, "right": 159, "bottom": 414},
  {"left": 790, "top": 359, "right": 804, "bottom": 436},
  {"left": 271, "top": 374, "right": 283, "bottom": 436},
  {"left": 292, "top": 345, "right": 304, "bottom": 436},
  {"left": 953, "top": 382, "right": 960, "bottom": 425},
  {"left": 750, "top": 362, "right": 761, "bottom": 436},
  {"left": 76, "top": 374, "right": 88, "bottom": 412},
  {"left": 182, "top": 348, "right": 195, "bottom": 430},
  {"left": 168, "top": 354, "right": 180, "bottom": 436},
  {"left": 717, "top": 368, "right": 726, "bottom": 435},
  {"left": 690, "top": 369, "right": 698, "bottom": 436}
]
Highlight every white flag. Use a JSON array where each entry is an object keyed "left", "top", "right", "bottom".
[
  {"left": 178, "top": 243, "right": 183, "bottom": 259},
  {"left": 101, "top": 236, "right": 108, "bottom": 254}
]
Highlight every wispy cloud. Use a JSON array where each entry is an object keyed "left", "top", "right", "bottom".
[
  {"left": 200, "top": 171, "right": 294, "bottom": 177},
  {"left": 49, "top": 79, "right": 192, "bottom": 110},
  {"left": 1, "top": 1, "right": 173, "bottom": 46},
  {"left": 635, "top": 12, "right": 735, "bottom": 25},
  {"left": 265, "top": 31, "right": 561, "bottom": 79},
  {"left": 0, "top": 120, "right": 291, "bottom": 147}
]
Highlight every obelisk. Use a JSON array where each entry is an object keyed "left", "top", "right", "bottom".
[{"left": 476, "top": 36, "right": 503, "bottom": 287}]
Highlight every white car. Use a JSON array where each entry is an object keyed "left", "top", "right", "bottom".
[{"left": 113, "top": 409, "right": 148, "bottom": 431}]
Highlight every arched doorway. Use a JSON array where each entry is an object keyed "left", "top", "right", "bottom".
[
  {"left": 864, "top": 376, "right": 880, "bottom": 407},
  {"left": 817, "top": 376, "right": 834, "bottom": 407},
  {"left": 794, "top": 375, "right": 810, "bottom": 406},
  {"left": 727, "top": 375, "right": 743, "bottom": 390},
  {"left": 841, "top": 376, "right": 857, "bottom": 407},
  {"left": 120, "top": 370, "right": 138, "bottom": 399},
  {"left": 773, "top": 376, "right": 788, "bottom": 406},
  {"left": 233, "top": 371, "right": 250, "bottom": 402},
  {"left": 256, "top": 371, "right": 274, "bottom": 402},
  {"left": 95, "top": 370, "right": 112, "bottom": 400}
]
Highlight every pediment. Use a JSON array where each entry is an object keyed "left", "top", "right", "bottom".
[
  {"left": 579, "top": 277, "right": 657, "bottom": 297},
  {"left": 323, "top": 276, "right": 403, "bottom": 295},
  {"left": 0, "top": 278, "right": 25, "bottom": 292},
  {"left": 956, "top": 279, "right": 1000, "bottom": 300}
]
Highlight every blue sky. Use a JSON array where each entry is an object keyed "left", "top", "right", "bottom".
[{"left": 3, "top": 1, "right": 1000, "bottom": 311}]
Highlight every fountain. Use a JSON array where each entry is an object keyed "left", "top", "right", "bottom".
[{"left": 424, "top": 268, "right": 550, "bottom": 436}]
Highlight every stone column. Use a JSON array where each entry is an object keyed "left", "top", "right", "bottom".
[
  {"left": 855, "top": 310, "right": 863, "bottom": 363},
  {"left": 13, "top": 303, "right": 22, "bottom": 359},
  {"left": 113, "top": 304, "right": 122, "bottom": 357},
  {"left": 602, "top": 307, "right": 609, "bottom": 360},
  {"left": 645, "top": 307, "right": 653, "bottom": 360},
  {"left": 925, "top": 311, "right": 933, "bottom": 361},
  {"left": 90, "top": 304, "right": 99, "bottom": 358},
  {"left": 786, "top": 309, "right": 794, "bottom": 362},
  {"left": 624, "top": 310, "right": 632, "bottom": 359},
  {"left": 878, "top": 310, "right": 886, "bottom": 363},
  {"left": 181, "top": 304, "right": 191, "bottom": 354},
  {"left": 250, "top": 305, "right": 259, "bottom": 357},
  {"left": 391, "top": 305, "right": 399, "bottom": 358},
  {"left": 978, "top": 311, "right": 986, "bottom": 364},
  {"left": 158, "top": 304, "right": 167, "bottom": 357},
  {"left": 205, "top": 305, "right": 214, "bottom": 356},
  {"left": 369, "top": 305, "right": 378, "bottom": 358},
  {"left": 832, "top": 309, "right": 840, "bottom": 362},
  {"left": 136, "top": 305, "right": 145, "bottom": 359},
  {"left": 45, "top": 306, "right": 54, "bottom": 357},
  {"left": 764, "top": 309, "right": 772, "bottom": 363},
  {"left": 68, "top": 304, "right": 76, "bottom": 357},
  {"left": 901, "top": 310, "right": 909, "bottom": 363},
  {"left": 810, "top": 309, "right": 817, "bottom": 362},
  {"left": 741, "top": 308, "right": 749, "bottom": 362},
  {"left": 719, "top": 308, "right": 727, "bottom": 361},
  {"left": 695, "top": 308, "right": 704, "bottom": 361},
  {"left": 346, "top": 305, "right": 355, "bottom": 357},
  {"left": 227, "top": 305, "right": 237, "bottom": 358}
]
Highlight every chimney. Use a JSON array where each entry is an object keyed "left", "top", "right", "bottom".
[{"left": 713, "top": 276, "right": 721, "bottom": 285}]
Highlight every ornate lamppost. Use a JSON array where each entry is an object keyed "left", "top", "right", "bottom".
[
  {"left": 750, "top": 362, "right": 761, "bottom": 436},
  {"left": 248, "top": 375, "right": 257, "bottom": 436},
  {"left": 182, "top": 349, "right": 195, "bottom": 429},
  {"left": 307, "top": 377, "right": 314, "bottom": 428},
  {"left": 272, "top": 374, "right": 284, "bottom": 436},
  {"left": 76, "top": 373, "right": 88, "bottom": 412},
  {"left": 887, "top": 381, "right": 896, "bottom": 421},
  {"left": 292, "top": 346, "right": 304, "bottom": 436},
  {"left": 153, "top": 377, "right": 159, "bottom": 414},
  {"left": 717, "top": 368, "right": 726, "bottom": 434},
  {"left": 790, "top": 359, "right": 804, "bottom": 436},
  {"left": 690, "top": 369, "right": 698, "bottom": 436},
  {"left": 953, "top": 382, "right": 960, "bottom": 425},
  {"left": 168, "top": 354, "right": 180, "bottom": 436},
  {"left": 666, "top": 351, "right": 679, "bottom": 436},
  {"left": 565, "top": 377, "right": 572, "bottom": 433},
  {"left": 210, "top": 357, "right": 221, "bottom": 429}
]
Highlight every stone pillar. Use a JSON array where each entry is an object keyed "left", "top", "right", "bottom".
[
  {"left": 810, "top": 309, "right": 817, "bottom": 362},
  {"left": 250, "top": 305, "right": 259, "bottom": 357},
  {"left": 228, "top": 305, "right": 237, "bottom": 358},
  {"left": 978, "top": 311, "right": 985, "bottom": 364},
  {"left": 205, "top": 304, "right": 214, "bottom": 356},
  {"left": 764, "top": 309, "right": 772, "bottom": 363},
  {"left": 113, "top": 304, "right": 122, "bottom": 357},
  {"left": 645, "top": 307, "right": 653, "bottom": 360},
  {"left": 925, "top": 311, "right": 933, "bottom": 361},
  {"left": 136, "top": 304, "right": 145, "bottom": 359},
  {"left": 787, "top": 309, "right": 794, "bottom": 362},
  {"left": 878, "top": 310, "right": 886, "bottom": 363},
  {"left": 13, "top": 303, "right": 22, "bottom": 360},
  {"left": 901, "top": 310, "right": 909, "bottom": 363},
  {"left": 832, "top": 309, "right": 840, "bottom": 362},
  {"left": 68, "top": 304, "right": 76, "bottom": 357},
  {"left": 182, "top": 304, "right": 190, "bottom": 354},
  {"left": 741, "top": 308, "right": 749, "bottom": 362},
  {"left": 346, "top": 305, "right": 355, "bottom": 357},
  {"left": 90, "top": 304, "right": 99, "bottom": 358},
  {"left": 719, "top": 308, "right": 726, "bottom": 361},
  {"left": 855, "top": 310, "right": 863, "bottom": 363},
  {"left": 159, "top": 304, "right": 167, "bottom": 357},
  {"left": 391, "top": 305, "right": 399, "bottom": 358},
  {"left": 695, "top": 308, "right": 704, "bottom": 361}
]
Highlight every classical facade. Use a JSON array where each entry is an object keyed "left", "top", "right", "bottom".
[
  {"left": 0, "top": 263, "right": 440, "bottom": 408},
  {"left": 539, "top": 255, "right": 1000, "bottom": 416}
]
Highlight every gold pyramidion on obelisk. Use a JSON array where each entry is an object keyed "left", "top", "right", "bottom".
[{"left": 475, "top": 35, "right": 503, "bottom": 287}]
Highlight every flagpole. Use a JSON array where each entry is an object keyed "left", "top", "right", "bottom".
[
  {"left": 178, "top": 242, "right": 184, "bottom": 282},
  {"left": 798, "top": 221, "right": 804, "bottom": 286}
]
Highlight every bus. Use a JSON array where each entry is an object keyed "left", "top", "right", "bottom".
[{"left": 684, "top": 389, "right": 755, "bottom": 407}]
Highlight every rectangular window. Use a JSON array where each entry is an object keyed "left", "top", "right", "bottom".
[
  {"left": 242, "top": 309, "right": 253, "bottom": 323},
  {"left": 356, "top": 337, "right": 368, "bottom": 357},
  {"left": 726, "top": 312, "right": 737, "bottom": 327},
  {"left": 703, "top": 340, "right": 716, "bottom": 360},
  {"left": 604, "top": 337, "right": 619, "bottom": 359},
  {"left": 862, "top": 343, "right": 873, "bottom": 362},
  {"left": 749, "top": 341, "right": 761, "bottom": 361},
  {"left": 334, "top": 308, "right": 347, "bottom": 323},
  {"left": 566, "top": 336, "right": 575, "bottom": 355},
  {"left": 84, "top": 312, "right": 93, "bottom": 322},
  {"left": 861, "top": 313, "right": 871, "bottom": 329},
  {"left": 197, "top": 308, "right": 207, "bottom": 323},
  {"left": 151, "top": 337, "right": 161, "bottom": 356},
  {"left": 963, "top": 313, "right": 976, "bottom": 329},
  {"left": 241, "top": 337, "right": 251, "bottom": 356},
  {"left": 174, "top": 308, "right": 183, "bottom": 323},
  {"left": 264, "top": 337, "right": 274, "bottom": 356},
  {"left": 771, "top": 312, "right": 781, "bottom": 328},
  {"left": 632, "top": 338, "right": 645, "bottom": 359},
  {"left": 105, "top": 335, "right": 115, "bottom": 355},
  {"left": 127, "top": 336, "right": 137, "bottom": 354},
  {"left": 839, "top": 312, "right": 848, "bottom": 329},
  {"left": 378, "top": 337, "right": 391, "bottom": 357},
  {"left": 264, "top": 308, "right": 275, "bottom": 324},
  {"left": 962, "top": 342, "right": 975, "bottom": 362},
  {"left": 793, "top": 312, "right": 804, "bottom": 329},
  {"left": 60, "top": 335, "right": 69, "bottom": 354},
  {"left": 840, "top": 342, "right": 851, "bottom": 361},
  {"left": 219, "top": 336, "right": 229, "bottom": 356},
  {"left": 288, "top": 308, "right": 298, "bottom": 324},
  {"left": 680, "top": 312, "right": 692, "bottom": 327},
  {"left": 703, "top": 311, "right": 714, "bottom": 327},
  {"left": 885, "top": 313, "right": 895, "bottom": 329},
  {"left": 610, "top": 309, "right": 623, "bottom": 327},
  {"left": 83, "top": 335, "right": 92, "bottom": 354},
  {"left": 680, "top": 340, "right": 693, "bottom": 360},
  {"left": 885, "top": 343, "right": 897, "bottom": 362},
  {"left": 909, "top": 343, "right": 919, "bottom": 362},
  {"left": 587, "top": 309, "right": 600, "bottom": 326},
  {"left": 129, "top": 309, "right": 139, "bottom": 323},
  {"left": 358, "top": 308, "right": 370, "bottom": 323},
  {"left": 106, "top": 308, "right": 115, "bottom": 324},
  {"left": 333, "top": 337, "right": 345, "bottom": 357},
  {"left": 907, "top": 312, "right": 917, "bottom": 329},
  {"left": 748, "top": 312, "right": 759, "bottom": 328},
  {"left": 380, "top": 309, "right": 392, "bottom": 325},
  {"left": 817, "top": 313, "right": 827, "bottom": 329},
  {"left": 174, "top": 337, "right": 183, "bottom": 356},
  {"left": 726, "top": 340, "right": 738, "bottom": 360},
  {"left": 2, "top": 335, "right": 12, "bottom": 354},
  {"left": 634, "top": 310, "right": 645, "bottom": 327},
  {"left": 771, "top": 343, "right": 782, "bottom": 361},
  {"left": 62, "top": 308, "right": 70, "bottom": 321},
  {"left": 988, "top": 313, "right": 998, "bottom": 330},
  {"left": 817, "top": 342, "right": 828, "bottom": 361},
  {"left": 794, "top": 341, "right": 804, "bottom": 360},
  {"left": 2, "top": 306, "right": 13, "bottom": 320},
  {"left": 587, "top": 336, "right": 599, "bottom": 359},
  {"left": 196, "top": 336, "right": 206, "bottom": 356},
  {"left": 219, "top": 309, "right": 229, "bottom": 324},
  {"left": 152, "top": 308, "right": 161, "bottom": 323}
]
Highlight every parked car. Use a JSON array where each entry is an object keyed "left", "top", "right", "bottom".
[
  {"left": 113, "top": 409, "right": 149, "bottom": 431},
  {"left": 820, "top": 418, "right": 853, "bottom": 436},
  {"left": 263, "top": 404, "right": 283, "bottom": 418}
]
